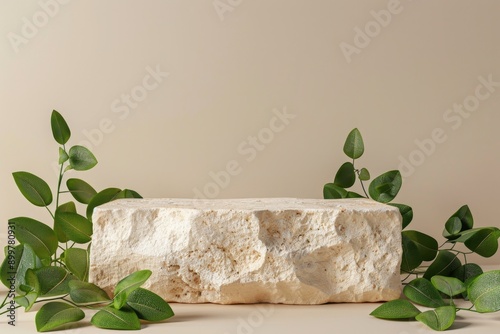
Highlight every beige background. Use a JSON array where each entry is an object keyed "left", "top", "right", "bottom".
[{"left": 0, "top": 0, "right": 499, "bottom": 265}]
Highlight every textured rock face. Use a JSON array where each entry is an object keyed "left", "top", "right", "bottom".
[{"left": 89, "top": 198, "right": 402, "bottom": 304}]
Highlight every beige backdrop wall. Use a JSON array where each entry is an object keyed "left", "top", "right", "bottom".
[{"left": 1, "top": 0, "right": 499, "bottom": 265}]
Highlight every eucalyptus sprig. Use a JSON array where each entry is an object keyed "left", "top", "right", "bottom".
[
  {"left": 325, "top": 128, "right": 500, "bottom": 331},
  {"left": 0, "top": 111, "right": 174, "bottom": 331}
]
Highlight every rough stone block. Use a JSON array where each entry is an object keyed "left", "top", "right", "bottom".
[{"left": 89, "top": 198, "right": 402, "bottom": 304}]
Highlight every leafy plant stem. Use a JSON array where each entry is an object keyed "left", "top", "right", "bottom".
[{"left": 0, "top": 305, "right": 22, "bottom": 316}]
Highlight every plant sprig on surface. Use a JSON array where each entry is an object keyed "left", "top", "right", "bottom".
[
  {"left": 325, "top": 128, "right": 500, "bottom": 331},
  {"left": 0, "top": 111, "right": 174, "bottom": 331}
]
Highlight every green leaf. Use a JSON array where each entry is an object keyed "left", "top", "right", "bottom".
[
  {"left": 12, "top": 171, "right": 53, "bottom": 207},
  {"left": 62, "top": 248, "right": 89, "bottom": 281},
  {"left": 14, "top": 269, "right": 39, "bottom": 311},
  {"left": 54, "top": 202, "right": 77, "bottom": 243},
  {"left": 9, "top": 217, "right": 57, "bottom": 259},
  {"left": 416, "top": 306, "right": 456, "bottom": 331},
  {"left": 1, "top": 244, "right": 24, "bottom": 289},
  {"left": 113, "top": 270, "right": 152, "bottom": 309},
  {"left": 36, "top": 302, "right": 85, "bottom": 332},
  {"left": 127, "top": 288, "right": 174, "bottom": 321},
  {"left": 444, "top": 217, "right": 462, "bottom": 237},
  {"left": 346, "top": 191, "right": 364, "bottom": 198},
  {"left": 115, "top": 189, "right": 143, "bottom": 199},
  {"left": 403, "top": 278, "right": 446, "bottom": 308},
  {"left": 468, "top": 270, "right": 500, "bottom": 312},
  {"left": 464, "top": 228, "right": 499, "bottom": 257},
  {"left": 334, "top": 162, "right": 356, "bottom": 188},
  {"left": 86, "top": 188, "right": 122, "bottom": 221},
  {"left": 343, "top": 128, "right": 364, "bottom": 159},
  {"left": 451, "top": 263, "right": 483, "bottom": 284},
  {"left": 423, "top": 250, "right": 461, "bottom": 280},
  {"left": 401, "top": 235, "right": 422, "bottom": 273},
  {"left": 368, "top": 170, "right": 402, "bottom": 203},
  {"left": 69, "top": 280, "right": 111, "bottom": 305},
  {"left": 91, "top": 306, "right": 141, "bottom": 330},
  {"left": 323, "top": 183, "right": 347, "bottom": 199},
  {"left": 51, "top": 110, "right": 71, "bottom": 145},
  {"left": 54, "top": 212, "right": 92, "bottom": 244},
  {"left": 36, "top": 267, "right": 75, "bottom": 297},
  {"left": 58, "top": 148, "right": 69, "bottom": 164},
  {"left": 443, "top": 205, "right": 474, "bottom": 239},
  {"left": 66, "top": 178, "right": 97, "bottom": 204},
  {"left": 68, "top": 145, "right": 98, "bottom": 171},
  {"left": 402, "top": 230, "right": 438, "bottom": 261},
  {"left": 369, "top": 299, "right": 420, "bottom": 319},
  {"left": 431, "top": 276, "right": 466, "bottom": 297},
  {"left": 389, "top": 203, "right": 413, "bottom": 229},
  {"left": 15, "top": 244, "right": 42, "bottom": 293},
  {"left": 359, "top": 168, "right": 370, "bottom": 181}
]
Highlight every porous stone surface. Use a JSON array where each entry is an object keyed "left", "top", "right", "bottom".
[{"left": 89, "top": 198, "right": 402, "bottom": 304}]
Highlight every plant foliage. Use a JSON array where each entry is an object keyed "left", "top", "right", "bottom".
[
  {"left": 325, "top": 128, "right": 500, "bottom": 331},
  {"left": 0, "top": 111, "right": 174, "bottom": 331}
]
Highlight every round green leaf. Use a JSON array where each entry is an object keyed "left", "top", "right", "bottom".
[
  {"left": 15, "top": 244, "right": 42, "bottom": 293},
  {"left": 91, "top": 306, "right": 141, "bottom": 330},
  {"left": 86, "top": 188, "right": 122, "bottom": 221},
  {"left": 1, "top": 244, "right": 24, "bottom": 289},
  {"left": 423, "top": 250, "right": 461, "bottom": 280},
  {"left": 369, "top": 299, "right": 421, "bottom": 319},
  {"left": 443, "top": 205, "right": 474, "bottom": 239},
  {"left": 54, "top": 202, "right": 77, "bottom": 243},
  {"left": 58, "top": 147, "right": 69, "bottom": 164},
  {"left": 468, "top": 270, "right": 500, "bottom": 312},
  {"left": 66, "top": 178, "right": 97, "bottom": 204},
  {"left": 9, "top": 217, "right": 57, "bottom": 259},
  {"left": 127, "top": 288, "right": 174, "bottom": 321},
  {"left": 431, "top": 275, "right": 466, "bottom": 297},
  {"left": 12, "top": 171, "right": 53, "bottom": 207},
  {"left": 14, "top": 268, "right": 39, "bottom": 311},
  {"left": 114, "top": 270, "right": 152, "bottom": 309},
  {"left": 401, "top": 235, "right": 422, "bottom": 273},
  {"left": 68, "top": 145, "right": 98, "bottom": 171},
  {"left": 368, "top": 170, "right": 402, "bottom": 203},
  {"left": 334, "top": 162, "right": 356, "bottom": 188},
  {"left": 359, "top": 167, "right": 370, "bottom": 181},
  {"left": 115, "top": 189, "right": 143, "bottom": 199},
  {"left": 69, "top": 280, "right": 111, "bottom": 305},
  {"left": 389, "top": 203, "right": 413, "bottom": 229},
  {"left": 403, "top": 278, "right": 446, "bottom": 308},
  {"left": 451, "top": 263, "right": 483, "bottom": 283},
  {"left": 464, "top": 228, "right": 499, "bottom": 257},
  {"left": 36, "top": 267, "right": 75, "bottom": 297},
  {"left": 54, "top": 212, "right": 93, "bottom": 244},
  {"left": 323, "top": 183, "right": 347, "bottom": 199},
  {"left": 36, "top": 302, "right": 84, "bottom": 332},
  {"left": 402, "top": 230, "right": 438, "bottom": 261},
  {"left": 51, "top": 110, "right": 71, "bottom": 145},
  {"left": 346, "top": 191, "right": 364, "bottom": 198},
  {"left": 416, "top": 306, "right": 456, "bottom": 331},
  {"left": 444, "top": 217, "right": 462, "bottom": 237},
  {"left": 343, "top": 128, "right": 364, "bottom": 159},
  {"left": 63, "top": 248, "right": 89, "bottom": 281}
]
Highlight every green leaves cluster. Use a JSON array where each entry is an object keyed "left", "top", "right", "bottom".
[
  {"left": 34, "top": 270, "right": 173, "bottom": 331},
  {"left": 325, "top": 128, "right": 500, "bottom": 331},
  {"left": 0, "top": 111, "right": 173, "bottom": 331}
]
